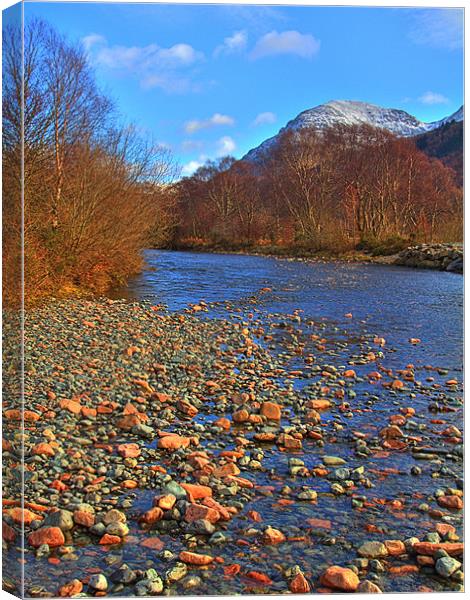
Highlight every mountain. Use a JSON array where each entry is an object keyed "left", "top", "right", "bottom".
[
  {"left": 244, "top": 100, "right": 463, "bottom": 163},
  {"left": 415, "top": 119, "right": 463, "bottom": 185}
]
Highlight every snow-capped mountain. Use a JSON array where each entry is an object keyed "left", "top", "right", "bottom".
[
  {"left": 432, "top": 105, "right": 463, "bottom": 128},
  {"left": 244, "top": 100, "right": 463, "bottom": 162}
]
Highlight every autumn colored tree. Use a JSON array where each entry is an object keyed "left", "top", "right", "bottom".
[
  {"left": 2, "top": 19, "right": 178, "bottom": 303},
  {"left": 174, "top": 122, "right": 462, "bottom": 253}
]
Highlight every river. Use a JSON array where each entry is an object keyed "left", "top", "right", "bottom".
[{"left": 112, "top": 249, "right": 463, "bottom": 371}]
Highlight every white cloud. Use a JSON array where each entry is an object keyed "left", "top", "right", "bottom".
[
  {"left": 82, "top": 34, "right": 106, "bottom": 52},
  {"left": 251, "top": 30, "right": 320, "bottom": 60},
  {"left": 252, "top": 111, "right": 277, "bottom": 126},
  {"left": 82, "top": 34, "right": 204, "bottom": 93},
  {"left": 182, "top": 160, "right": 205, "bottom": 176},
  {"left": 184, "top": 113, "right": 235, "bottom": 134},
  {"left": 216, "top": 135, "right": 236, "bottom": 156},
  {"left": 214, "top": 30, "right": 248, "bottom": 57},
  {"left": 419, "top": 91, "right": 449, "bottom": 105},
  {"left": 409, "top": 9, "right": 463, "bottom": 50}
]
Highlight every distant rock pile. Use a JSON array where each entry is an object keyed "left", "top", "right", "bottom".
[{"left": 395, "top": 244, "right": 463, "bottom": 273}]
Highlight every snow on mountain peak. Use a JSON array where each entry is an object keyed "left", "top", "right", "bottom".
[{"left": 244, "top": 100, "right": 463, "bottom": 162}]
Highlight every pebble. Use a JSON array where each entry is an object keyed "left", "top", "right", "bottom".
[{"left": 435, "top": 557, "right": 461, "bottom": 578}]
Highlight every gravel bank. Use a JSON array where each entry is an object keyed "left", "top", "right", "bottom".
[{"left": 2, "top": 297, "right": 464, "bottom": 596}]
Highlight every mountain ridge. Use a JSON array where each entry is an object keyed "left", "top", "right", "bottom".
[{"left": 244, "top": 100, "right": 463, "bottom": 162}]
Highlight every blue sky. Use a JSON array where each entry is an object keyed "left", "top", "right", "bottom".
[{"left": 23, "top": 2, "right": 463, "bottom": 175}]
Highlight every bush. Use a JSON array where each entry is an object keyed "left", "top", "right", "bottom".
[{"left": 357, "top": 235, "right": 410, "bottom": 256}]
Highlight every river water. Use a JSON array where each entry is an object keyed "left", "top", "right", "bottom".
[{"left": 112, "top": 249, "right": 463, "bottom": 372}]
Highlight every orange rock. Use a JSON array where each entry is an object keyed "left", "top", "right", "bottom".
[
  {"left": 121, "top": 480, "right": 138, "bottom": 489},
  {"left": 389, "top": 415, "right": 407, "bottom": 426},
  {"left": 261, "top": 526, "right": 285, "bottom": 545},
  {"left": 59, "top": 399, "right": 81, "bottom": 414},
  {"left": 181, "top": 483, "right": 212, "bottom": 501},
  {"left": 260, "top": 402, "right": 282, "bottom": 421},
  {"left": 232, "top": 409, "right": 250, "bottom": 423},
  {"left": 391, "top": 380, "right": 404, "bottom": 390},
  {"left": 213, "top": 463, "right": 240, "bottom": 478},
  {"left": 320, "top": 566, "right": 359, "bottom": 592},
  {"left": 226, "top": 475, "right": 254, "bottom": 488},
  {"left": 2, "top": 522, "right": 16, "bottom": 542},
  {"left": 185, "top": 503, "right": 220, "bottom": 524},
  {"left": 139, "top": 507, "right": 163, "bottom": 524},
  {"left": 307, "top": 518, "right": 331, "bottom": 530},
  {"left": 28, "top": 527, "right": 65, "bottom": 548},
  {"left": 247, "top": 510, "right": 262, "bottom": 522},
  {"left": 81, "top": 407, "right": 97, "bottom": 418},
  {"left": 133, "top": 379, "right": 154, "bottom": 394},
  {"left": 179, "top": 550, "right": 214, "bottom": 565},
  {"left": 224, "top": 564, "right": 241, "bottom": 577},
  {"left": 437, "top": 495, "right": 463, "bottom": 510},
  {"left": 154, "top": 494, "right": 176, "bottom": 510},
  {"left": 99, "top": 534, "right": 121, "bottom": 545},
  {"left": 412, "top": 542, "right": 463, "bottom": 556},
  {"left": 9, "top": 507, "right": 41, "bottom": 525},
  {"left": 123, "top": 402, "right": 139, "bottom": 415},
  {"left": 117, "top": 443, "right": 141, "bottom": 458},
  {"left": 116, "top": 414, "right": 143, "bottom": 430},
  {"left": 214, "top": 417, "right": 231, "bottom": 430},
  {"left": 379, "top": 425, "right": 404, "bottom": 439},
  {"left": 388, "top": 565, "right": 418, "bottom": 575},
  {"left": 435, "top": 523, "right": 456, "bottom": 537},
  {"left": 417, "top": 555, "right": 434, "bottom": 566},
  {"left": 202, "top": 497, "right": 232, "bottom": 521},
  {"left": 32, "top": 442, "right": 55, "bottom": 457},
  {"left": 307, "top": 400, "right": 331, "bottom": 410},
  {"left": 277, "top": 433, "right": 302, "bottom": 450},
  {"left": 140, "top": 537, "right": 164, "bottom": 550},
  {"left": 384, "top": 540, "right": 406, "bottom": 556},
  {"left": 158, "top": 435, "right": 190, "bottom": 450},
  {"left": 343, "top": 370, "right": 356, "bottom": 378},
  {"left": 4, "top": 409, "right": 40, "bottom": 421},
  {"left": 58, "top": 579, "right": 83, "bottom": 597},
  {"left": 253, "top": 432, "right": 277, "bottom": 442},
  {"left": 305, "top": 410, "right": 321, "bottom": 424},
  {"left": 177, "top": 400, "right": 198, "bottom": 417},
  {"left": 73, "top": 510, "right": 95, "bottom": 528},
  {"left": 382, "top": 439, "right": 407, "bottom": 450},
  {"left": 245, "top": 571, "right": 272, "bottom": 585},
  {"left": 50, "top": 479, "right": 68, "bottom": 492},
  {"left": 289, "top": 572, "right": 311, "bottom": 593}
]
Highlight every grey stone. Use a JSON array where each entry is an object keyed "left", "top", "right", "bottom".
[{"left": 435, "top": 556, "right": 461, "bottom": 578}]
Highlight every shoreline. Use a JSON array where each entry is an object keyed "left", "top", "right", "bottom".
[{"left": 163, "top": 242, "right": 463, "bottom": 273}]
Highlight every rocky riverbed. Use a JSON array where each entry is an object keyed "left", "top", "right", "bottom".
[
  {"left": 2, "top": 296, "right": 464, "bottom": 596},
  {"left": 392, "top": 244, "right": 463, "bottom": 273}
]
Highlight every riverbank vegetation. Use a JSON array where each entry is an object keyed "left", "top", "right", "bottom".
[
  {"left": 174, "top": 126, "right": 462, "bottom": 255},
  {"left": 2, "top": 19, "right": 178, "bottom": 305}
]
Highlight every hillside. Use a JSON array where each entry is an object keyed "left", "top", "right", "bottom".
[{"left": 415, "top": 120, "right": 463, "bottom": 185}]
